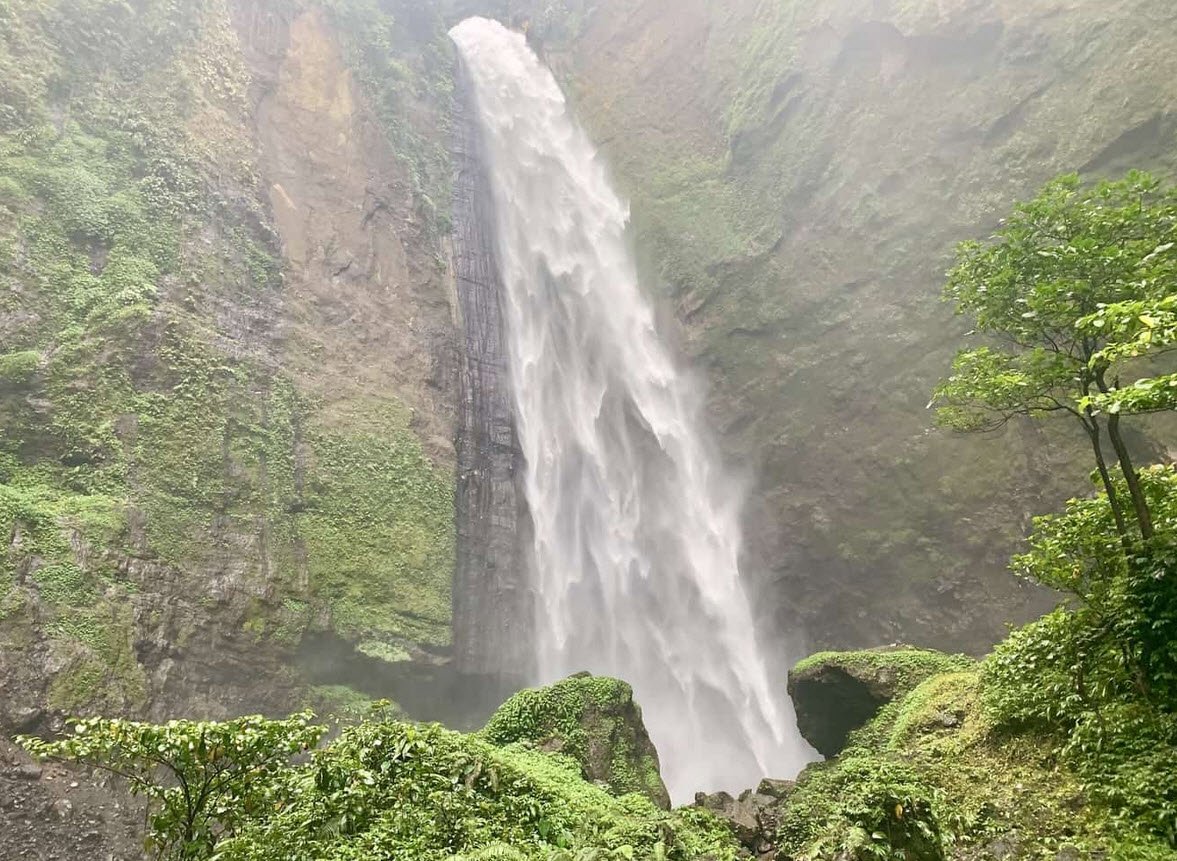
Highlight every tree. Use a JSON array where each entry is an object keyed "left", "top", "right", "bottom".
[
  {"left": 934, "top": 171, "right": 1177, "bottom": 545},
  {"left": 18, "top": 712, "right": 324, "bottom": 860}
]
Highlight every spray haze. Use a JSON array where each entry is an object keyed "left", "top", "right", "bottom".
[{"left": 450, "top": 16, "right": 813, "bottom": 800}]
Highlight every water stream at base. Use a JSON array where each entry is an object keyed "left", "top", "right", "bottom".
[{"left": 450, "top": 17, "right": 813, "bottom": 801}]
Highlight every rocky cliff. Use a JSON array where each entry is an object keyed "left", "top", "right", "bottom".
[
  {"left": 0, "top": 0, "right": 464, "bottom": 730},
  {"left": 4, "top": 0, "right": 1177, "bottom": 741},
  {"left": 450, "top": 55, "right": 531, "bottom": 692},
  {"left": 531, "top": 0, "right": 1177, "bottom": 653}
]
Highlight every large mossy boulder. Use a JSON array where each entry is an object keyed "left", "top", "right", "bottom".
[
  {"left": 788, "top": 648, "right": 973, "bottom": 757},
  {"left": 481, "top": 673, "right": 671, "bottom": 809}
]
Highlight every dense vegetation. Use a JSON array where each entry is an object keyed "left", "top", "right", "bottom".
[
  {"left": 774, "top": 173, "right": 1177, "bottom": 861},
  {"left": 2, "top": 0, "right": 1175, "bottom": 858},
  {"left": 19, "top": 685, "right": 736, "bottom": 861},
  {"left": 936, "top": 174, "right": 1177, "bottom": 855}
]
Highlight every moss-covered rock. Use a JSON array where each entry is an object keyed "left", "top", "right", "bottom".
[
  {"left": 788, "top": 648, "right": 973, "bottom": 757},
  {"left": 482, "top": 674, "right": 671, "bottom": 809},
  {"left": 769, "top": 654, "right": 1175, "bottom": 860}
]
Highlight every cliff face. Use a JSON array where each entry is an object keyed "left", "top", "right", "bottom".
[
  {"left": 450, "top": 58, "right": 532, "bottom": 688},
  {"left": 0, "top": 0, "right": 462, "bottom": 729},
  {"left": 4, "top": 0, "right": 1177, "bottom": 739},
  {"left": 534, "top": 0, "right": 1177, "bottom": 652}
]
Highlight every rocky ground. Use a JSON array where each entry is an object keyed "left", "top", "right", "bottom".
[{"left": 0, "top": 739, "right": 143, "bottom": 861}]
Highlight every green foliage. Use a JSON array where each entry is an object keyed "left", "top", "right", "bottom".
[
  {"left": 1079, "top": 293, "right": 1177, "bottom": 415},
  {"left": 20, "top": 710, "right": 732, "bottom": 861},
  {"left": 980, "top": 466, "right": 1177, "bottom": 851},
  {"left": 780, "top": 757, "right": 943, "bottom": 861},
  {"left": 19, "top": 712, "right": 325, "bottom": 860},
  {"left": 983, "top": 613, "right": 1177, "bottom": 851},
  {"left": 998, "top": 466, "right": 1177, "bottom": 705},
  {"left": 935, "top": 171, "right": 1177, "bottom": 433},
  {"left": 217, "top": 718, "right": 732, "bottom": 861},
  {"left": 778, "top": 669, "right": 971, "bottom": 861},
  {"left": 779, "top": 664, "right": 1175, "bottom": 861},
  {"left": 923, "top": 173, "right": 1177, "bottom": 857}
]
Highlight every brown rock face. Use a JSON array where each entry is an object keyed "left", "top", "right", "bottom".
[{"left": 232, "top": 1, "right": 457, "bottom": 463}]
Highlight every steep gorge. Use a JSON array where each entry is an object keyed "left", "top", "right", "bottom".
[{"left": 2, "top": 0, "right": 1176, "bottom": 766}]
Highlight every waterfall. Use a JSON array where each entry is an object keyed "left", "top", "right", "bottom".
[{"left": 450, "top": 17, "right": 812, "bottom": 800}]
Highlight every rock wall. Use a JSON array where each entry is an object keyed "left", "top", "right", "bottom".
[
  {"left": 0, "top": 0, "right": 463, "bottom": 731},
  {"left": 450, "top": 58, "right": 533, "bottom": 687},
  {"left": 530, "top": 0, "right": 1177, "bottom": 653}
]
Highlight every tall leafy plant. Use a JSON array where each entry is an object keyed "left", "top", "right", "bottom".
[{"left": 934, "top": 171, "right": 1177, "bottom": 545}]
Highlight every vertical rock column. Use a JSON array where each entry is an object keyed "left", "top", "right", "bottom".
[{"left": 450, "top": 58, "right": 533, "bottom": 688}]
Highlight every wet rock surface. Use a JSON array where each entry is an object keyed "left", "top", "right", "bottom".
[
  {"left": 449, "top": 56, "right": 532, "bottom": 690},
  {"left": 788, "top": 648, "right": 973, "bottom": 756}
]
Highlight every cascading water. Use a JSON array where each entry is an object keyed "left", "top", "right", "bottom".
[{"left": 450, "top": 17, "right": 813, "bottom": 800}]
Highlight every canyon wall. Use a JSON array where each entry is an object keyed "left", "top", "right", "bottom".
[
  {"left": 3, "top": 0, "right": 1177, "bottom": 738},
  {"left": 531, "top": 0, "right": 1177, "bottom": 653},
  {"left": 0, "top": 0, "right": 462, "bottom": 729}
]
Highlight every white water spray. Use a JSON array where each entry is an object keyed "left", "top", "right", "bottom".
[{"left": 450, "top": 17, "right": 813, "bottom": 800}]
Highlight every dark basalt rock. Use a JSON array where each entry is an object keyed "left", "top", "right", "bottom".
[
  {"left": 694, "top": 787, "right": 783, "bottom": 857},
  {"left": 449, "top": 54, "right": 533, "bottom": 692}
]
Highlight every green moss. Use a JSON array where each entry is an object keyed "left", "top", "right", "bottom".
[
  {"left": 792, "top": 648, "right": 974, "bottom": 690},
  {"left": 300, "top": 402, "right": 454, "bottom": 647},
  {"left": 357, "top": 641, "right": 412, "bottom": 664},
  {"left": 43, "top": 599, "right": 146, "bottom": 713},
  {"left": 0, "top": 349, "right": 38, "bottom": 384},
  {"left": 482, "top": 676, "right": 668, "bottom": 807},
  {"left": 483, "top": 675, "right": 633, "bottom": 750},
  {"left": 778, "top": 665, "right": 1174, "bottom": 860},
  {"left": 306, "top": 684, "right": 388, "bottom": 719}
]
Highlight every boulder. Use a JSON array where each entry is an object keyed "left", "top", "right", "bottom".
[
  {"left": 694, "top": 789, "right": 778, "bottom": 851},
  {"left": 482, "top": 673, "right": 671, "bottom": 808},
  {"left": 756, "top": 777, "right": 795, "bottom": 800},
  {"left": 787, "top": 648, "right": 973, "bottom": 757}
]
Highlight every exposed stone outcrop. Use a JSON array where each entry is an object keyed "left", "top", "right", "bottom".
[
  {"left": 695, "top": 786, "right": 790, "bottom": 858},
  {"left": 449, "top": 56, "right": 532, "bottom": 691},
  {"left": 788, "top": 648, "right": 973, "bottom": 757},
  {"left": 482, "top": 673, "right": 671, "bottom": 809}
]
